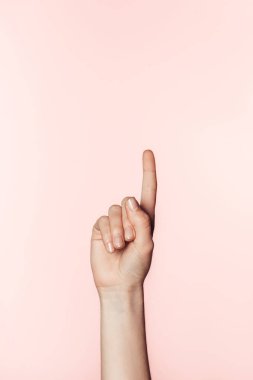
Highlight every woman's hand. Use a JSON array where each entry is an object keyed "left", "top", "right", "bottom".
[
  {"left": 90, "top": 149, "right": 157, "bottom": 295},
  {"left": 90, "top": 149, "right": 157, "bottom": 380}
]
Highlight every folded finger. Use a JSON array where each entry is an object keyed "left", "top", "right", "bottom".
[
  {"left": 121, "top": 197, "right": 135, "bottom": 242},
  {"left": 93, "top": 215, "right": 115, "bottom": 253},
  {"left": 108, "top": 204, "right": 126, "bottom": 250}
]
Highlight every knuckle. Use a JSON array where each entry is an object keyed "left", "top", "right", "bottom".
[
  {"left": 92, "top": 215, "right": 108, "bottom": 234},
  {"left": 98, "top": 215, "right": 108, "bottom": 225},
  {"left": 121, "top": 196, "right": 131, "bottom": 206},
  {"left": 108, "top": 204, "right": 121, "bottom": 214}
]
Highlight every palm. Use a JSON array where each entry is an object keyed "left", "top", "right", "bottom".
[{"left": 91, "top": 231, "right": 153, "bottom": 290}]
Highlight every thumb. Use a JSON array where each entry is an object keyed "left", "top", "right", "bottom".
[{"left": 125, "top": 197, "right": 153, "bottom": 249}]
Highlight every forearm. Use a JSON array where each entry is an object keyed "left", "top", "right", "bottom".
[{"left": 99, "top": 285, "right": 151, "bottom": 380}]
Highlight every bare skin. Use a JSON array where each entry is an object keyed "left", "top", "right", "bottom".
[{"left": 90, "top": 149, "right": 157, "bottom": 380}]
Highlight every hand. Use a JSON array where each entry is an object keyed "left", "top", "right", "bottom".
[{"left": 90, "top": 149, "right": 157, "bottom": 294}]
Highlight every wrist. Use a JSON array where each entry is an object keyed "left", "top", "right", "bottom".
[{"left": 98, "top": 284, "right": 144, "bottom": 311}]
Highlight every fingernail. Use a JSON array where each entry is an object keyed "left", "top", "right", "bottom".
[
  {"left": 125, "top": 226, "right": 134, "bottom": 240},
  {"left": 114, "top": 235, "right": 124, "bottom": 248},
  {"left": 107, "top": 242, "right": 114, "bottom": 253},
  {"left": 127, "top": 197, "right": 139, "bottom": 211}
]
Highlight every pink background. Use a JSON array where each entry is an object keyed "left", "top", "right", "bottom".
[{"left": 0, "top": 1, "right": 253, "bottom": 379}]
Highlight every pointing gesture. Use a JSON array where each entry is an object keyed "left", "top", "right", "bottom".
[
  {"left": 90, "top": 149, "right": 158, "bottom": 292},
  {"left": 140, "top": 149, "right": 157, "bottom": 232}
]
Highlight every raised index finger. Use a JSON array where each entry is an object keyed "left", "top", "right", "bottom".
[{"left": 140, "top": 149, "right": 157, "bottom": 222}]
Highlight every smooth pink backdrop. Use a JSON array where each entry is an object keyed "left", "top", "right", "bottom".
[{"left": 0, "top": 1, "right": 253, "bottom": 379}]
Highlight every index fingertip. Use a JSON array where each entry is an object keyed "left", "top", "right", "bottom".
[{"left": 143, "top": 149, "right": 156, "bottom": 172}]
